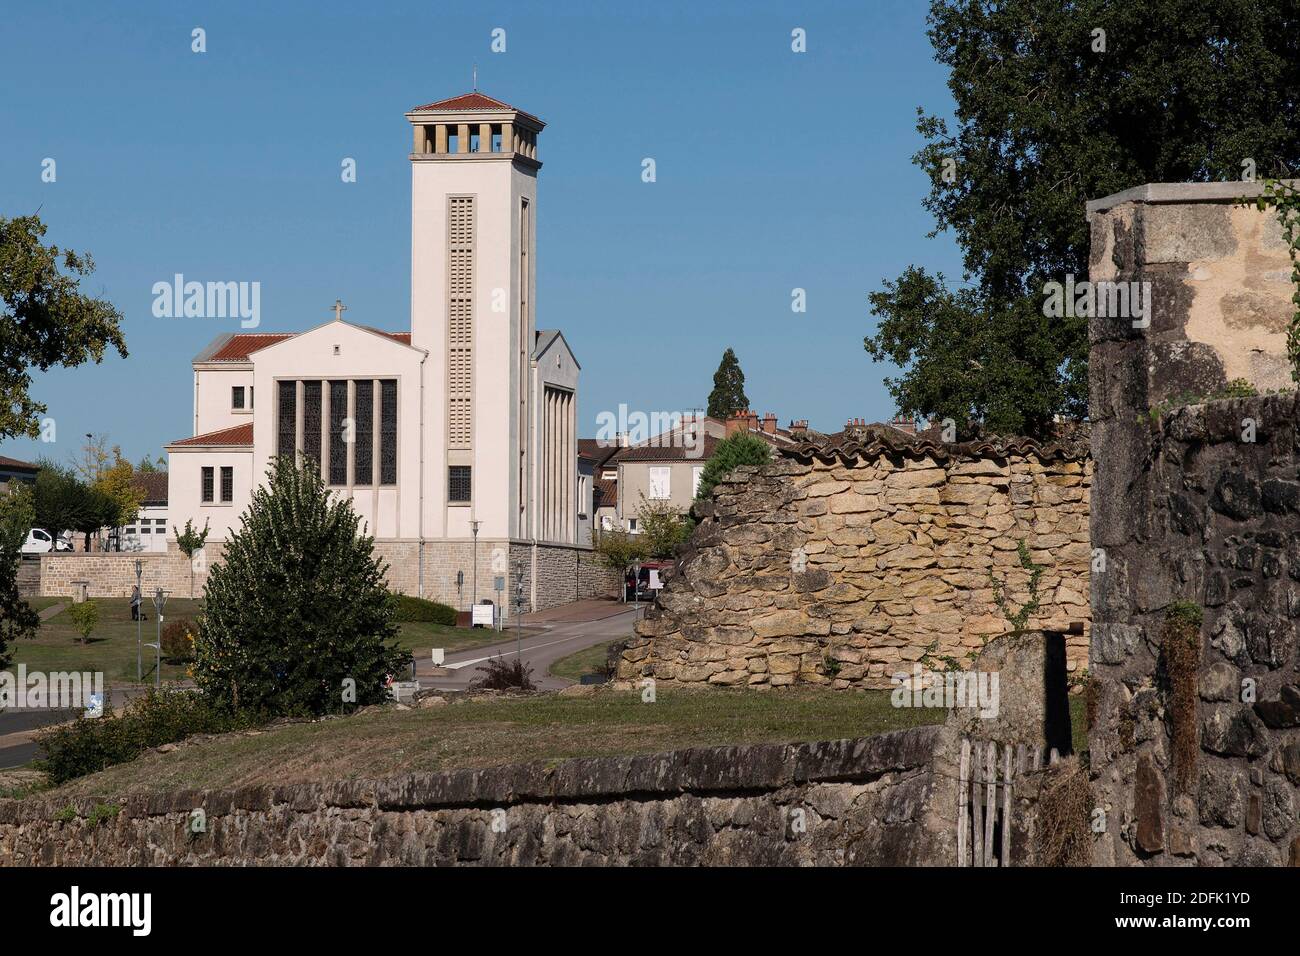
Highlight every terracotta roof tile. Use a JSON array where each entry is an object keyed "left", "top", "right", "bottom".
[
  {"left": 0, "top": 455, "right": 38, "bottom": 472},
  {"left": 131, "top": 472, "right": 169, "bottom": 504},
  {"left": 204, "top": 330, "right": 411, "bottom": 363},
  {"left": 168, "top": 423, "right": 254, "bottom": 448},
  {"left": 594, "top": 478, "right": 618, "bottom": 511},
  {"left": 410, "top": 92, "right": 541, "bottom": 123},
  {"left": 783, "top": 423, "right": 1089, "bottom": 465}
]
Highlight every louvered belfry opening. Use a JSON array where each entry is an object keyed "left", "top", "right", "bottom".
[{"left": 447, "top": 195, "right": 475, "bottom": 451}]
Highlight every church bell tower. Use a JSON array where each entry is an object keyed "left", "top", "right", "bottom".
[{"left": 406, "top": 92, "right": 544, "bottom": 540}]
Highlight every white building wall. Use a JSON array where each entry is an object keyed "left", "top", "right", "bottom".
[{"left": 194, "top": 367, "right": 255, "bottom": 434}]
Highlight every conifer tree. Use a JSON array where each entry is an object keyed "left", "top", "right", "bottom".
[
  {"left": 194, "top": 458, "right": 410, "bottom": 716},
  {"left": 706, "top": 348, "right": 749, "bottom": 419}
]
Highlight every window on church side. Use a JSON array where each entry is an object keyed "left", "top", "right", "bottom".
[
  {"left": 380, "top": 379, "right": 397, "bottom": 485},
  {"left": 448, "top": 465, "right": 471, "bottom": 503},
  {"left": 302, "top": 381, "right": 322, "bottom": 471},
  {"left": 220, "top": 466, "right": 234, "bottom": 503},
  {"left": 231, "top": 386, "right": 245, "bottom": 410},
  {"left": 328, "top": 380, "right": 348, "bottom": 485},
  {"left": 277, "top": 381, "right": 296, "bottom": 461},
  {"left": 354, "top": 380, "right": 373, "bottom": 487},
  {"left": 201, "top": 467, "right": 214, "bottom": 504}
]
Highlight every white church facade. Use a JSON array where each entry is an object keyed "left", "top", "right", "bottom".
[{"left": 165, "top": 93, "right": 609, "bottom": 612}]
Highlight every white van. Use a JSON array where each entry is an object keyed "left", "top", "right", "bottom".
[{"left": 20, "top": 529, "right": 71, "bottom": 555}]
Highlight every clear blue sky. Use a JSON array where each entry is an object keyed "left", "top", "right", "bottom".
[{"left": 0, "top": 0, "right": 961, "bottom": 467}]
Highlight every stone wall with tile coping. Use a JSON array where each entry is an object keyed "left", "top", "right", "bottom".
[{"left": 616, "top": 444, "right": 1091, "bottom": 691}]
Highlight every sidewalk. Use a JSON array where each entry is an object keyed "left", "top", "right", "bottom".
[{"left": 514, "top": 596, "right": 635, "bottom": 626}]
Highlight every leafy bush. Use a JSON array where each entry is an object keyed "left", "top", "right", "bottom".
[
  {"left": 194, "top": 458, "right": 411, "bottom": 716},
  {"left": 0, "top": 483, "right": 39, "bottom": 669},
  {"left": 694, "top": 432, "right": 772, "bottom": 502},
  {"left": 35, "top": 688, "right": 259, "bottom": 785},
  {"left": 391, "top": 594, "right": 456, "bottom": 625},
  {"left": 470, "top": 656, "right": 535, "bottom": 691},
  {"left": 67, "top": 600, "right": 98, "bottom": 644},
  {"left": 161, "top": 618, "right": 197, "bottom": 664}
]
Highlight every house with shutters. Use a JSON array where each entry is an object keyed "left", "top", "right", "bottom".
[{"left": 165, "top": 92, "right": 605, "bottom": 612}]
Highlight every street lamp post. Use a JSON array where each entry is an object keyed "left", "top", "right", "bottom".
[
  {"left": 134, "top": 559, "right": 143, "bottom": 681},
  {"left": 470, "top": 520, "right": 481, "bottom": 610},
  {"left": 149, "top": 588, "right": 169, "bottom": 690}
]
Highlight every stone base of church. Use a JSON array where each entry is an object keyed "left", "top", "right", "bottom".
[{"left": 39, "top": 538, "right": 619, "bottom": 615}]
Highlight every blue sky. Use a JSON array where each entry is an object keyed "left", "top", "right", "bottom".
[{"left": 0, "top": 0, "right": 961, "bottom": 466}]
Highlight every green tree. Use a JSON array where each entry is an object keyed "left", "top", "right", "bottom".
[
  {"left": 705, "top": 348, "right": 749, "bottom": 419},
  {"left": 32, "top": 460, "right": 84, "bottom": 543},
  {"left": 636, "top": 496, "right": 693, "bottom": 559},
  {"left": 865, "top": 0, "right": 1300, "bottom": 438},
  {"left": 68, "top": 600, "right": 99, "bottom": 645},
  {"left": 193, "top": 458, "right": 411, "bottom": 716},
  {"left": 0, "top": 215, "right": 126, "bottom": 440},
  {"left": 0, "top": 484, "right": 40, "bottom": 670},
  {"left": 172, "top": 518, "right": 210, "bottom": 599},
  {"left": 592, "top": 527, "right": 649, "bottom": 581},
  {"left": 694, "top": 432, "right": 772, "bottom": 503}
]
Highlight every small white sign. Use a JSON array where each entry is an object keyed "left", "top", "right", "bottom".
[
  {"left": 431, "top": 648, "right": 445, "bottom": 666},
  {"left": 648, "top": 569, "right": 663, "bottom": 590},
  {"left": 472, "top": 604, "right": 495, "bottom": 627}
]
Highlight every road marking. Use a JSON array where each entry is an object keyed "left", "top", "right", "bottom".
[{"left": 443, "top": 632, "right": 614, "bottom": 670}]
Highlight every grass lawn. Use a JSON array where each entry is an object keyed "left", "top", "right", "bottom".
[
  {"left": 14, "top": 598, "right": 204, "bottom": 685},
  {"left": 549, "top": 640, "right": 614, "bottom": 682},
  {"left": 11, "top": 597, "right": 501, "bottom": 685},
  {"left": 44, "top": 689, "right": 1086, "bottom": 800}
]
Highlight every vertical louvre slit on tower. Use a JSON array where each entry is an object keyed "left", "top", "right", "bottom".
[{"left": 447, "top": 196, "right": 475, "bottom": 449}]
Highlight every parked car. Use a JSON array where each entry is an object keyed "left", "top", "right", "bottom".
[
  {"left": 625, "top": 561, "right": 672, "bottom": 601},
  {"left": 20, "top": 528, "right": 71, "bottom": 554}
]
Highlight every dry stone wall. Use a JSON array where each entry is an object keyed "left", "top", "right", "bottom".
[
  {"left": 0, "top": 730, "right": 949, "bottom": 866},
  {"left": 617, "top": 437, "right": 1091, "bottom": 690}
]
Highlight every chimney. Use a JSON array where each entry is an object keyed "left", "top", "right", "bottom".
[
  {"left": 790, "top": 419, "right": 809, "bottom": 439},
  {"left": 725, "top": 410, "right": 749, "bottom": 438},
  {"left": 891, "top": 413, "right": 916, "bottom": 435},
  {"left": 761, "top": 412, "right": 777, "bottom": 435}
]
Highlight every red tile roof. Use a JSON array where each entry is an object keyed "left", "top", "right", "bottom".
[
  {"left": 594, "top": 478, "right": 618, "bottom": 511},
  {"left": 616, "top": 434, "right": 719, "bottom": 463},
  {"left": 0, "top": 455, "right": 38, "bottom": 472},
  {"left": 205, "top": 331, "right": 411, "bottom": 362},
  {"left": 131, "top": 472, "right": 169, "bottom": 504},
  {"left": 169, "top": 423, "right": 254, "bottom": 448},
  {"left": 411, "top": 92, "right": 536, "bottom": 119}
]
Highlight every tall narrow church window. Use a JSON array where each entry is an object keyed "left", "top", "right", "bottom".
[
  {"left": 448, "top": 465, "right": 472, "bottom": 503},
  {"left": 277, "top": 380, "right": 296, "bottom": 461},
  {"left": 328, "top": 380, "right": 348, "bottom": 485},
  {"left": 447, "top": 196, "right": 474, "bottom": 449},
  {"left": 353, "top": 380, "right": 373, "bottom": 487},
  {"left": 380, "top": 379, "right": 397, "bottom": 485},
  {"left": 220, "top": 466, "right": 234, "bottom": 503},
  {"left": 201, "top": 467, "right": 214, "bottom": 504},
  {"left": 302, "top": 380, "right": 322, "bottom": 471}
]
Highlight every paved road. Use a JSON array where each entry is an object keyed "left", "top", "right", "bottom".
[{"left": 419, "top": 604, "right": 639, "bottom": 692}]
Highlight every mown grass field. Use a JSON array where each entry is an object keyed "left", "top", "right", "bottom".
[
  {"left": 548, "top": 640, "right": 615, "bottom": 682},
  {"left": 42, "top": 687, "right": 1087, "bottom": 800},
  {"left": 11, "top": 598, "right": 496, "bottom": 685}
]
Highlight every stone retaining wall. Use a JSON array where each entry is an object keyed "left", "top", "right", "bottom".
[
  {"left": 41, "top": 539, "right": 617, "bottom": 612},
  {"left": 617, "top": 437, "right": 1091, "bottom": 690},
  {"left": 0, "top": 729, "right": 949, "bottom": 866}
]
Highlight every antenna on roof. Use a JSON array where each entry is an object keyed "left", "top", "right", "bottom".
[{"left": 472, "top": 64, "right": 477, "bottom": 91}]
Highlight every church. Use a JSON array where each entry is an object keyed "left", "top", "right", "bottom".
[{"left": 166, "top": 93, "right": 609, "bottom": 613}]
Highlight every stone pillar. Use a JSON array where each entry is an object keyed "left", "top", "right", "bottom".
[
  {"left": 478, "top": 123, "right": 493, "bottom": 152},
  {"left": 457, "top": 123, "right": 470, "bottom": 153},
  {"left": 1087, "top": 181, "right": 1300, "bottom": 867},
  {"left": 413, "top": 124, "right": 427, "bottom": 154},
  {"left": 501, "top": 123, "right": 514, "bottom": 153},
  {"left": 435, "top": 124, "right": 448, "bottom": 154}
]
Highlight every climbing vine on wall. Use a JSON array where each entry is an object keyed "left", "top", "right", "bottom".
[{"left": 1254, "top": 178, "right": 1300, "bottom": 383}]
